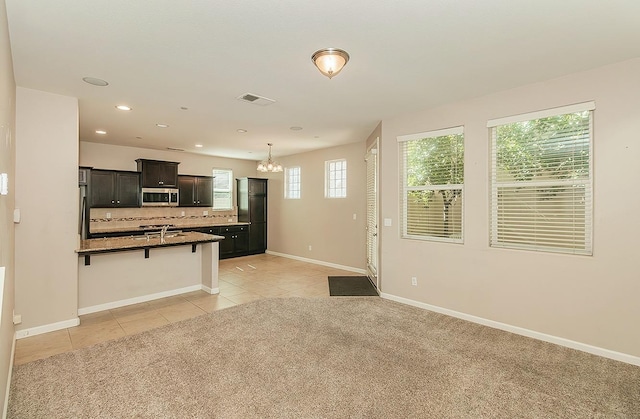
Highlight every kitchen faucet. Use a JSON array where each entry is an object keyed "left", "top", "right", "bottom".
[{"left": 160, "top": 225, "right": 170, "bottom": 243}]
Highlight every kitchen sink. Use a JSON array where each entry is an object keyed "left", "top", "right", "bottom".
[{"left": 132, "top": 231, "right": 186, "bottom": 240}]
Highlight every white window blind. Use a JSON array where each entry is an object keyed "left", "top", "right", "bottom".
[
  {"left": 285, "top": 167, "right": 301, "bottom": 199},
  {"left": 366, "top": 148, "right": 378, "bottom": 278},
  {"left": 212, "top": 168, "right": 233, "bottom": 210},
  {"left": 489, "top": 102, "right": 594, "bottom": 254},
  {"left": 325, "top": 159, "right": 347, "bottom": 198},
  {"left": 398, "top": 126, "right": 464, "bottom": 243}
]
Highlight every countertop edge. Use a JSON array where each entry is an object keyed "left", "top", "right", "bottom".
[{"left": 77, "top": 232, "right": 225, "bottom": 254}]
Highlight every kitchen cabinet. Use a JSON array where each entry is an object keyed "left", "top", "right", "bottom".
[
  {"left": 196, "top": 225, "right": 249, "bottom": 259},
  {"left": 178, "top": 175, "right": 213, "bottom": 207},
  {"left": 136, "top": 159, "right": 179, "bottom": 188},
  {"left": 237, "top": 177, "right": 267, "bottom": 255},
  {"left": 89, "top": 170, "right": 140, "bottom": 208}
]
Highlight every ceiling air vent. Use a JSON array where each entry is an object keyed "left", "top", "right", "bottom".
[{"left": 236, "top": 92, "right": 276, "bottom": 106}]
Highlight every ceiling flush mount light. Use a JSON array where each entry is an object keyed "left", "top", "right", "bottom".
[
  {"left": 257, "top": 143, "right": 283, "bottom": 173},
  {"left": 312, "top": 48, "right": 350, "bottom": 79},
  {"left": 156, "top": 124, "right": 169, "bottom": 128},
  {"left": 290, "top": 126, "right": 303, "bottom": 131},
  {"left": 82, "top": 77, "right": 109, "bottom": 86},
  {"left": 237, "top": 129, "right": 248, "bottom": 133},
  {"left": 195, "top": 144, "right": 203, "bottom": 148},
  {"left": 115, "top": 105, "right": 131, "bottom": 111},
  {"left": 95, "top": 130, "right": 107, "bottom": 135}
]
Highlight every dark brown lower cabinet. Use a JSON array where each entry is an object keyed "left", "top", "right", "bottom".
[{"left": 196, "top": 225, "right": 249, "bottom": 259}]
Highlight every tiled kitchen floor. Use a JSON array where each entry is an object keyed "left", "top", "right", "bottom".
[{"left": 14, "top": 253, "right": 355, "bottom": 365}]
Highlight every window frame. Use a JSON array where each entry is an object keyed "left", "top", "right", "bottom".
[
  {"left": 324, "top": 159, "right": 347, "bottom": 199},
  {"left": 212, "top": 168, "right": 233, "bottom": 210},
  {"left": 398, "top": 126, "right": 464, "bottom": 243},
  {"left": 487, "top": 101, "right": 594, "bottom": 255},
  {"left": 284, "top": 166, "right": 301, "bottom": 199}
]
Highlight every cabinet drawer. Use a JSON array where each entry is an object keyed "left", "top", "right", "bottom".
[{"left": 217, "top": 225, "right": 247, "bottom": 234}]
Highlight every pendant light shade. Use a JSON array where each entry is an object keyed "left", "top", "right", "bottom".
[
  {"left": 257, "top": 143, "right": 283, "bottom": 173},
  {"left": 312, "top": 48, "right": 350, "bottom": 79}
]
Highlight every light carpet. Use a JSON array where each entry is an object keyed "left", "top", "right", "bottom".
[{"left": 8, "top": 297, "right": 640, "bottom": 418}]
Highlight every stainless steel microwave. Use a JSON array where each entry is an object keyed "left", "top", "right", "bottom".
[{"left": 141, "top": 188, "right": 179, "bottom": 207}]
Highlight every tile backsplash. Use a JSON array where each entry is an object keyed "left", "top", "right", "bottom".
[{"left": 90, "top": 207, "right": 238, "bottom": 233}]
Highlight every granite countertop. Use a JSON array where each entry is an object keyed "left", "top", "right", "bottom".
[
  {"left": 90, "top": 221, "right": 250, "bottom": 234},
  {"left": 77, "top": 231, "right": 224, "bottom": 254}
]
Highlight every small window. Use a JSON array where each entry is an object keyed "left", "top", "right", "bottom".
[
  {"left": 325, "top": 159, "right": 347, "bottom": 198},
  {"left": 488, "top": 102, "right": 594, "bottom": 255},
  {"left": 398, "top": 126, "right": 464, "bottom": 243},
  {"left": 285, "top": 166, "right": 301, "bottom": 199},
  {"left": 212, "top": 168, "right": 233, "bottom": 210}
]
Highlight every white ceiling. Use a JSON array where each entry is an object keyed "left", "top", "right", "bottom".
[{"left": 6, "top": 0, "right": 640, "bottom": 160}]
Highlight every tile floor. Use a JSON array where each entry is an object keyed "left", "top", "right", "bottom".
[{"left": 14, "top": 253, "right": 355, "bottom": 365}]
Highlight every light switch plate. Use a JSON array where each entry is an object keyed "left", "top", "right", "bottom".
[{"left": 384, "top": 218, "right": 392, "bottom": 227}]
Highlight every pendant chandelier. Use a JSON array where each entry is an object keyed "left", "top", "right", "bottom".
[
  {"left": 311, "top": 48, "right": 350, "bottom": 79},
  {"left": 257, "top": 143, "right": 283, "bottom": 172}
]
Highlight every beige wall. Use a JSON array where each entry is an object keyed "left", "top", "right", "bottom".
[
  {"left": 0, "top": 0, "right": 15, "bottom": 412},
  {"left": 266, "top": 141, "right": 367, "bottom": 270},
  {"left": 80, "top": 141, "right": 258, "bottom": 178},
  {"left": 15, "top": 87, "right": 79, "bottom": 331},
  {"left": 380, "top": 58, "right": 640, "bottom": 358}
]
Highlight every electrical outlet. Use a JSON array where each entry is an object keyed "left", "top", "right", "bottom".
[
  {"left": 411, "top": 277, "right": 417, "bottom": 286},
  {"left": 181, "top": 211, "right": 185, "bottom": 217},
  {"left": 203, "top": 210, "right": 209, "bottom": 216},
  {"left": 308, "top": 245, "right": 312, "bottom": 251},
  {"left": 106, "top": 212, "right": 111, "bottom": 219},
  {"left": 353, "top": 213, "right": 357, "bottom": 220},
  {"left": 13, "top": 313, "right": 21, "bottom": 325}
]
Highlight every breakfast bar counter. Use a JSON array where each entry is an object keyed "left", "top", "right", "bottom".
[
  {"left": 77, "top": 232, "right": 224, "bottom": 315},
  {"left": 77, "top": 231, "right": 224, "bottom": 256}
]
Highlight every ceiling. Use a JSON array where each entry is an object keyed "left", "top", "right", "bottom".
[{"left": 6, "top": 0, "right": 640, "bottom": 161}]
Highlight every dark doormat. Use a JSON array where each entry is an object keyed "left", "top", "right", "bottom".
[{"left": 328, "top": 276, "right": 379, "bottom": 296}]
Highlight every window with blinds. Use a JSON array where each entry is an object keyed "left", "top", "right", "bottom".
[
  {"left": 398, "top": 127, "right": 464, "bottom": 243},
  {"left": 488, "top": 102, "right": 594, "bottom": 255},
  {"left": 325, "top": 159, "right": 347, "bottom": 198},
  {"left": 285, "top": 166, "right": 301, "bottom": 199},
  {"left": 212, "top": 168, "right": 233, "bottom": 210}
]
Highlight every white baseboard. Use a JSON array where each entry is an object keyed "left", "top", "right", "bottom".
[
  {"left": 266, "top": 250, "right": 366, "bottom": 275},
  {"left": 202, "top": 286, "right": 220, "bottom": 295},
  {"left": 78, "top": 284, "right": 203, "bottom": 316},
  {"left": 380, "top": 292, "right": 640, "bottom": 367},
  {"left": 15, "top": 317, "right": 80, "bottom": 340},
  {"left": 3, "top": 334, "right": 15, "bottom": 419}
]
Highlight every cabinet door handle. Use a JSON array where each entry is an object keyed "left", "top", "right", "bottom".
[
  {"left": 111, "top": 200, "right": 115, "bottom": 204},
  {"left": 117, "top": 200, "right": 120, "bottom": 204}
]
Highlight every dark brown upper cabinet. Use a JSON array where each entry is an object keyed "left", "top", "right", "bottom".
[
  {"left": 136, "top": 159, "right": 179, "bottom": 188},
  {"left": 178, "top": 175, "right": 213, "bottom": 207},
  {"left": 89, "top": 170, "right": 140, "bottom": 208}
]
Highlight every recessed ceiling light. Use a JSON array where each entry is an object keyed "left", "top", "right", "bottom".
[
  {"left": 135, "top": 136, "right": 143, "bottom": 139},
  {"left": 290, "top": 126, "right": 303, "bottom": 131},
  {"left": 116, "top": 105, "right": 131, "bottom": 111},
  {"left": 195, "top": 144, "right": 203, "bottom": 148},
  {"left": 95, "top": 130, "right": 107, "bottom": 135},
  {"left": 237, "top": 129, "right": 247, "bottom": 133},
  {"left": 156, "top": 124, "right": 169, "bottom": 128},
  {"left": 180, "top": 106, "right": 188, "bottom": 110},
  {"left": 82, "top": 77, "right": 109, "bottom": 86}
]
